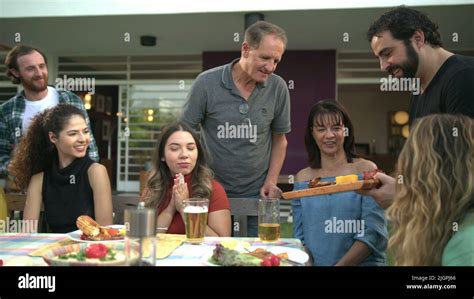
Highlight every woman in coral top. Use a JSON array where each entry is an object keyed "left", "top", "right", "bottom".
[{"left": 142, "top": 122, "right": 231, "bottom": 236}]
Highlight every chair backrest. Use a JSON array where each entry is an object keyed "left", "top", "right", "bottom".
[
  {"left": 0, "top": 187, "right": 8, "bottom": 221},
  {"left": 112, "top": 195, "right": 139, "bottom": 224},
  {"left": 5, "top": 193, "right": 28, "bottom": 214},
  {"left": 228, "top": 197, "right": 259, "bottom": 237},
  {"left": 139, "top": 171, "right": 149, "bottom": 195},
  {"left": 3, "top": 192, "right": 48, "bottom": 232}
]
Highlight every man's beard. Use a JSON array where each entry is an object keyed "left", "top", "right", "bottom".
[
  {"left": 20, "top": 73, "right": 48, "bottom": 93},
  {"left": 387, "top": 40, "right": 419, "bottom": 79}
]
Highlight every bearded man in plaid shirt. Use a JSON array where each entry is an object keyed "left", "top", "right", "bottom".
[{"left": 0, "top": 45, "right": 98, "bottom": 176}]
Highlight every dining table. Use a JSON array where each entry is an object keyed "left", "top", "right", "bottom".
[{"left": 0, "top": 233, "right": 309, "bottom": 266}]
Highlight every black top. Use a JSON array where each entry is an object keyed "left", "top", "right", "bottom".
[
  {"left": 42, "top": 156, "right": 95, "bottom": 233},
  {"left": 409, "top": 54, "right": 474, "bottom": 126}
]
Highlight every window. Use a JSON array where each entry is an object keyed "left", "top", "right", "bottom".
[{"left": 117, "top": 81, "right": 193, "bottom": 191}]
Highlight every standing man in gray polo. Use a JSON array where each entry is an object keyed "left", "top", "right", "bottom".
[{"left": 181, "top": 21, "right": 291, "bottom": 236}]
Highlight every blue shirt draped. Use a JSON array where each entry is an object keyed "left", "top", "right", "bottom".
[{"left": 292, "top": 174, "right": 387, "bottom": 266}]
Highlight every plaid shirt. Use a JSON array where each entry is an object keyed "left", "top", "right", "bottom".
[{"left": 0, "top": 88, "right": 99, "bottom": 175}]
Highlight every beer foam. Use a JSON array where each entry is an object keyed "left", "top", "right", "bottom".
[{"left": 183, "top": 205, "right": 208, "bottom": 213}]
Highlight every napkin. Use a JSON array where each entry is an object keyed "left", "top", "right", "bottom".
[
  {"left": 29, "top": 240, "right": 77, "bottom": 257},
  {"left": 156, "top": 234, "right": 185, "bottom": 259}
]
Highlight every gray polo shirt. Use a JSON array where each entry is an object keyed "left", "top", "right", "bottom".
[{"left": 181, "top": 59, "right": 291, "bottom": 198}]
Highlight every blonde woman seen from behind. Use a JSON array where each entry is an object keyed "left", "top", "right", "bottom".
[{"left": 388, "top": 114, "right": 474, "bottom": 266}]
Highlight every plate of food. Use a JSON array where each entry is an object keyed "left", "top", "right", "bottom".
[
  {"left": 248, "top": 246, "right": 309, "bottom": 265},
  {"left": 282, "top": 169, "right": 383, "bottom": 199},
  {"left": 203, "top": 244, "right": 309, "bottom": 266},
  {"left": 42, "top": 242, "right": 136, "bottom": 266},
  {"left": 67, "top": 215, "right": 126, "bottom": 242}
]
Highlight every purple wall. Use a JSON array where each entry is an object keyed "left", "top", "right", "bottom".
[{"left": 203, "top": 50, "right": 336, "bottom": 175}]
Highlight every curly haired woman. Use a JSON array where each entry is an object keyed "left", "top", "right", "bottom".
[
  {"left": 10, "top": 104, "right": 112, "bottom": 233},
  {"left": 388, "top": 114, "right": 474, "bottom": 266}
]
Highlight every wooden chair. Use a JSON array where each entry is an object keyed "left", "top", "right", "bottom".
[
  {"left": 112, "top": 194, "right": 139, "bottom": 224},
  {"left": 139, "top": 171, "right": 149, "bottom": 195},
  {"left": 5, "top": 192, "right": 27, "bottom": 215},
  {"left": 228, "top": 197, "right": 259, "bottom": 237},
  {"left": 0, "top": 187, "right": 8, "bottom": 221},
  {"left": 2, "top": 191, "right": 48, "bottom": 232}
]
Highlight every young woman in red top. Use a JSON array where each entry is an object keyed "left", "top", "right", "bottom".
[{"left": 142, "top": 122, "right": 231, "bottom": 236}]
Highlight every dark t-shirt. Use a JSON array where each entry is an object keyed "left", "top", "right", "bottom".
[{"left": 409, "top": 54, "right": 474, "bottom": 126}]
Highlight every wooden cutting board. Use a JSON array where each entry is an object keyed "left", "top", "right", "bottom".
[{"left": 281, "top": 179, "right": 379, "bottom": 200}]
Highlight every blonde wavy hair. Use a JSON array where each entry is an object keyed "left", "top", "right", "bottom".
[
  {"left": 387, "top": 114, "right": 474, "bottom": 266},
  {"left": 143, "top": 122, "right": 213, "bottom": 210}
]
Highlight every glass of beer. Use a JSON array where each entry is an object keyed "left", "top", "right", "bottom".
[
  {"left": 183, "top": 198, "right": 209, "bottom": 244},
  {"left": 258, "top": 198, "right": 280, "bottom": 242}
]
